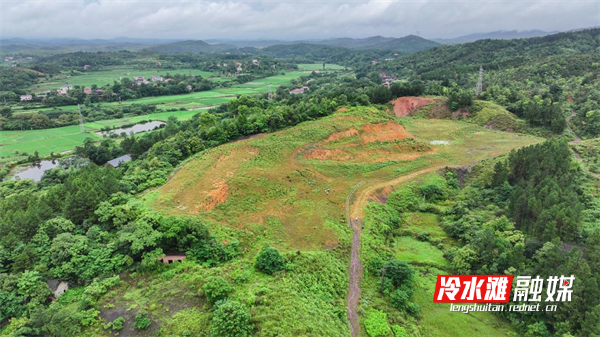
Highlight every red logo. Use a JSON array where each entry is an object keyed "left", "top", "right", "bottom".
[{"left": 434, "top": 275, "right": 514, "bottom": 303}]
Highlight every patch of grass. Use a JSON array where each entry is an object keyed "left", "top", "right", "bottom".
[
  {"left": 394, "top": 236, "right": 448, "bottom": 268},
  {"left": 412, "top": 267, "right": 515, "bottom": 337}
]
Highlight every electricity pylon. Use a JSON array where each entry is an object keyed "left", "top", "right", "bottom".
[{"left": 475, "top": 66, "right": 484, "bottom": 95}]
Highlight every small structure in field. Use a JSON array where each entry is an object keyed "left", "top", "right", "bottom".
[
  {"left": 158, "top": 252, "right": 186, "bottom": 264},
  {"left": 151, "top": 75, "right": 164, "bottom": 82},
  {"left": 83, "top": 64, "right": 91, "bottom": 70},
  {"left": 290, "top": 86, "right": 310, "bottom": 94},
  {"left": 105, "top": 154, "right": 131, "bottom": 167},
  {"left": 156, "top": 61, "right": 162, "bottom": 66},
  {"left": 252, "top": 59, "right": 260, "bottom": 66},
  {"left": 46, "top": 279, "right": 69, "bottom": 300},
  {"left": 83, "top": 87, "right": 92, "bottom": 95},
  {"left": 20, "top": 94, "right": 32, "bottom": 102}
]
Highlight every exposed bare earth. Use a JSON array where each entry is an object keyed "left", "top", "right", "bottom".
[{"left": 390, "top": 96, "right": 440, "bottom": 117}]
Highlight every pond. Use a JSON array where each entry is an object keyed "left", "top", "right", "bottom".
[
  {"left": 12, "top": 160, "right": 61, "bottom": 182},
  {"left": 96, "top": 121, "right": 165, "bottom": 136}
]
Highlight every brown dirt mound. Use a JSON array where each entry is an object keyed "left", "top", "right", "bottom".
[
  {"left": 198, "top": 180, "right": 230, "bottom": 211},
  {"left": 325, "top": 128, "right": 360, "bottom": 142},
  {"left": 360, "top": 122, "right": 412, "bottom": 143},
  {"left": 302, "top": 122, "right": 426, "bottom": 162},
  {"left": 390, "top": 96, "right": 439, "bottom": 117},
  {"left": 337, "top": 107, "right": 349, "bottom": 112}
]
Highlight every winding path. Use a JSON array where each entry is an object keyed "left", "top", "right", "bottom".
[
  {"left": 344, "top": 164, "right": 452, "bottom": 337},
  {"left": 346, "top": 181, "right": 364, "bottom": 337},
  {"left": 566, "top": 112, "right": 600, "bottom": 179}
]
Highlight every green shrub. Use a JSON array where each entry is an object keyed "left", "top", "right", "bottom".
[
  {"left": 406, "top": 302, "right": 420, "bottom": 318},
  {"left": 384, "top": 259, "right": 414, "bottom": 288},
  {"left": 202, "top": 276, "right": 232, "bottom": 304},
  {"left": 134, "top": 313, "right": 151, "bottom": 330},
  {"left": 391, "top": 325, "right": 408, "bottom": 337},
  {"left": 112, "top": 317, "right": 124, "bottom": 330},
  {"left": 211, "top": 300, "right": 253, "bottom": 337},
  {"left": 255, "top": 245, "right": 284, "bottom": 275},
  {"left": 364, "top": 309, "right": 391, "bottom": 337},
  {"left": 390, "top": 289, "right": 409, "bottom": 311}
]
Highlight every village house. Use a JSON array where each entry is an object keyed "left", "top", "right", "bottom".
[
  {"left": 252, "top": 59, "right": 260, "bottom": 66},
  {"left": 371, "top": 60, "right": 378, "bottom": 65},
  {"left": 83, "top": 87, "right": 92, "bottom": 95},
  {"left": 20, "top": 94, "right": 32, "bottom": 102},
  {"left": 4, "top": 56, "right": 13, "bottom": 61},
  {"left": 57, "top": 84, "right": 72, "bottom": 95},
  {"left": 94, "top": 89, "right": 105, "bottom": 97},
  {"left": 290, "top": 86, "right": 310, "bottom": 94},
  {"left": 156, "top": 61, "right": 162, "bottom": 66},
  {"left": 186, "top": 84, "right": 193, "bottom": 91},
  {"left": 83, "top": 64, "right": 91, "bottom": 70},
  {"left": 165, "top": 78, "right": 173, "bottom": 82},
  {"left": 36, "top": 94, "right": 48, "bottom": 99},
  {"left": 150, "top": 75, "right": 164, "bottom": 82},
  {"left": 11, "top": 63, "right": 17, "bottom": 67},
  {"left": 236, "top": 65, "right": 243, "bottom": 73},
  {"left": 158, "top": 252, "right": 186, "bottom": 264},
  {"left": 46, "top": 279, "right": 69, "bottom": 301},
  {"left": 105, "top": 154, "right": 131, "bottom": 168},
  {"left": 25, "top": 57, "right": 33, "bottom": 60},
  {"left": 235, "top": 61, "right": 242, "bottom": 66},
  {"left": 133, "top": 76, "right": 148, "bottom": 85}
]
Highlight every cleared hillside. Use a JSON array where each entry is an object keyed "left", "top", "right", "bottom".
[{"left": 135, "top": 106, "right": 539, "bottom": 336}]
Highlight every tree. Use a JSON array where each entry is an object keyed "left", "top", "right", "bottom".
[
  {"left": 211, "top": 300, "right": 253, "bottom": 337},
  {"left": 255, "top": 245, "right": 284, "bottom": 275},
  {"left": 0, "top": 106, "right": 12, "bottom": 118},
  {"left": 202, "top": 276, "right": 231, "bottom": 304},
  {"left": 383, "top": 259, "right": 414, "bottom": 288}
]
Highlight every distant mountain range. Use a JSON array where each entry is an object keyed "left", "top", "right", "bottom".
[
  {"left": 3, "top": 28, "right": 595, "bottom": 56},
  {"left": 144, "top": 35, "right": 440, "bottom": 55},
  {"left": 433, "top": 30, "right": 556, "bottom": 44}
]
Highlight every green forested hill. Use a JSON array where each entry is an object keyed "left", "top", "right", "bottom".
[
  {"left": 377, "top": 28, "right": 600, "bottom": 137},
  {"left": 146, "top": 40, "right": 236, "bottom": 54}
]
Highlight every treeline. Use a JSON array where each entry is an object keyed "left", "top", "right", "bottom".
[
  {"left": 0, "top": 104, "right": 159, "bottom": 131},
  {"left": 444, "top": 140, "right": 600, "bottom": 336}
]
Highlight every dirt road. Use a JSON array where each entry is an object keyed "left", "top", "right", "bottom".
[
  {"left": 344, "top": 165, "right": 455, "bottom": 336},
  {"left": 346, "top": 181, "right": 364, "bottom": 337}
]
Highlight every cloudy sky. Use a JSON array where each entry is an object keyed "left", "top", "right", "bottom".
[{"left": 1, "top": 0, "right": 598, "bottom": 40}]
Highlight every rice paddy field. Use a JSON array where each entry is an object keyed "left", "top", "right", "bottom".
[
  {"left": 297, "top": 63, "right": 346, "bottom": 71},
  {"left": 1, "top": 71, "right": 307, "bottom": 157}
]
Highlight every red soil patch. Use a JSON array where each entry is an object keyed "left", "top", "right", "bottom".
[
  {"left": 390, "top": 96, "right": 439, "bottom": 117},
  {"left": 360, "top": 122, "right": 412, "bottom": 143},
  {"left": 302, "top": 122, "right": 427, "bottom": 162},
  {"left": 337, "top": 107, "right": 349, "bottom": 112},
  {"left": 198, "top": 180, "right": 230, "bottom": 211},
  {"left": 326, "top": 128, "right": 360, "bottom": 142}
]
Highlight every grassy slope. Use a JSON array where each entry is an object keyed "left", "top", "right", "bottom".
[
  {"left": 359, "top": 176, "right": 516, "bottom": 337},
  {"left": 123, "top": 107, "right": 540, "bottom": 335}
]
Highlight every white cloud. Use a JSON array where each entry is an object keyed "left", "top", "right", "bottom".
[{"left": 1, "top": 0, "right": 597, "bottom": 39}]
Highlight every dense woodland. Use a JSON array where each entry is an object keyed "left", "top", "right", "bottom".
[{"left": 1, "top": 28, "right": 600, "bottom": 336}]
